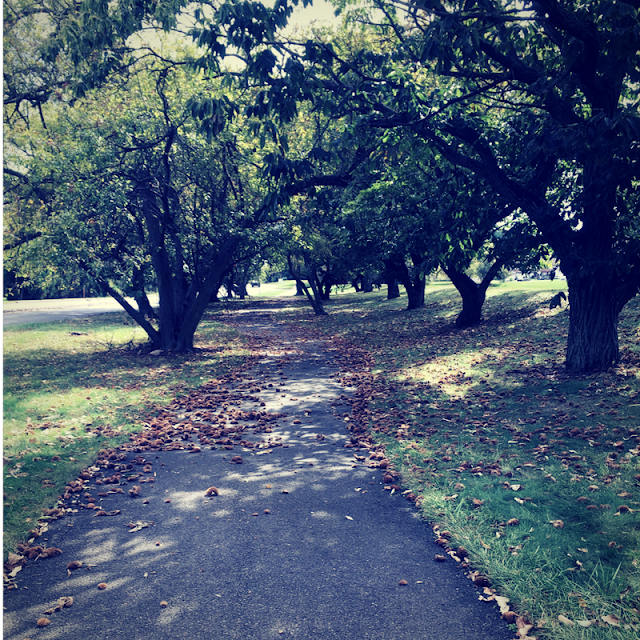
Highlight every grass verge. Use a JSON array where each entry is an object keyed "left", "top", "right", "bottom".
[
  {"left": 3, "top": 310, "right": 248, "bottom": 558},
  {"left": 277, "top": 281, "right": 640, "bottom": 640}
]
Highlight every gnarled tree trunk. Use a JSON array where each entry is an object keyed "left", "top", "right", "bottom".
[
  {"left": 384, "top": 255, "right": 426, "bottom": 309},
  {"left": 442, "top": 260, "right": 505, "bottom": 327}
]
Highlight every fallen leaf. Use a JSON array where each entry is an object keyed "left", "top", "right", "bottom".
[
  {"left": 44, "top": 596, "right": 74, "bottom": 614},
  {"left": 576, "top": 620, "right": 597, "bottom": 628},
  {"left": 345, "top": 515, "right": 354, "bottom": 520},
  {"left": 602, "top": 614, "right": 620, "bottom": 626},
  {"left": 494, "top": 595, "right": 510, "bottom": 614},
  {"left": 515, "top": 616, "right": 533, "bottom": 638},
  {"left": 549, "top": 519, "right": 564, "bottom": 529},
  {"left": 97, "top": 583, "right": 107, "bottom": 590},
  {"left": 558, "top": 615, "right": 574, "bottom": 626},
  {"left": 37, "top": 617, "right": 50, "bottom": 627},
  {"left": 205, "top": 487, "right": 219, "bottom": 497},
  {"left": 434, "top": 554, "right": 447, "bottom": 562},
  {"left": 398, "top": 579, "right": 408, "bottom": 585},
  {"left": 160, "top": 600, "right": 168, "bottom": 607},
  {"left": 127, "top": 520, "right": 153, "bottom": 532},
  {"left": 474, "top": 575, "right": 490, "bottom": 587}
]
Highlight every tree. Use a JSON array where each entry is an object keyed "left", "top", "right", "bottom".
[
  {"left": 4, "top": 61, "right": 270, "bottom": 350},
  {"left": 349, "top": 0, "right": 640, "bottom": 371},
  {"left": 243, "top": 0, "right": 639, "bottom": 371}
]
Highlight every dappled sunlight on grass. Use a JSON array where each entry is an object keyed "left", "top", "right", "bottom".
[
  {"left": 3, "top": 311, "right": 251, "bottom": 557},
  {"left": 278, "top": 283, "right": 640, "bottom": 636}
]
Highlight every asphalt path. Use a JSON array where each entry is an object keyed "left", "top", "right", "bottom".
[
  {"left": 3, "top": 298, "right": 137, "bottom": 327},
  {"left": 3, "top": 313, "right": 515, "bottom": 640}
]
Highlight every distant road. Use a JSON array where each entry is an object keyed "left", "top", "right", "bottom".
[{"left": 3, "top": 296, "right": 157, "bottom": 327}]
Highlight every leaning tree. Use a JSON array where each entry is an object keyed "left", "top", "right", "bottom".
[
  {"left": 245, "top": 0, "right": 640, "bottom": 371},
  {"left": 354, "top": 0, "right": 640, "bottom": 371}
]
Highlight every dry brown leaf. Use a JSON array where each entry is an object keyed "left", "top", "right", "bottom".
[
  {"left": 602, "top": 614, "right": 620, "bottom": 626},
  {"left": 205, "top": 486, "right": 219, "bottom": 496},
  {"left": 558, "top": 615, "right": 574, "bottom": 626},
  {"left": 97, "top": 583, "right": 107, "bottom": 590},
  {"left": 549, "top": 519, "right": 564, "bottom": 529},
  {"left": 474, "top": 575, "right": 490, "bottom": 587},
  {"left": 398, "top": 579, "right": 408, "bottom": 585},
  {"left": 37, "top": 617, "right": 50, "bottom": 627},
  {"left": 516, "top": 620, "right": 534, "bottom": 638},
  {"left": 7, "top": 552, "right": 25, "bottom": 565}
]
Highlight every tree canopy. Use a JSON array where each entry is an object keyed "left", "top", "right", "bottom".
[{"left": 4, "top": 0, "right": 640, "bottom": 372}]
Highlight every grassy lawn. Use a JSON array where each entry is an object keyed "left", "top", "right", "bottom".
[
  {"left": 276, "top": 280, "right": 640, "bottom": 639},
  {"left": 4, "top": 282, "right": 640, "bottom": 639},
  {"left": 3, "top": 310, "right": 249, "bottom": 558}
]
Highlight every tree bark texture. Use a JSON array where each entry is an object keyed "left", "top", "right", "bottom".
[
  {"left": 384, "top": 257, "right": 425, "bottom": 309},
  {"left": 565, "top": 273, "right": 621, "bottom": 372}
]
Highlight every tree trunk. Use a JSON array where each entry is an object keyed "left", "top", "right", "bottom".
[
  {"left": 444, "top": 268, "right": 485, "bottom": 327},
  {"left": 318, "top": 271, "right": 332, "bottom": 300},
  {"left": 386, "top": 276, "right": 400, "bottom": 299},
  {"left": 442, "top": 260, "right": 504, "bottom": 327},
  {"left": 384, "top": 257, "right": 425, "bottom": 309},
  {"left": 565, "top": 274, "right": 621, "bottom": 372},
  {"left": 362, "top": 269, "right": 374, "bottom": 293},
  {"left": 174, "top": 240, "right": 240, "bottom": 351},
  {"left": 141, "top": 191, "right": 178, "bottom": 350},
  {"left": 406, "top": 279, "right": 425, "bottom": 309},
  {"left": 288, "top": 255, "right": 327, "bottom": 315}
]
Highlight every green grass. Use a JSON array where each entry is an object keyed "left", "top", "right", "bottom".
[
  {"left": 4, "top": 283, "right": 640, "bottom": 639},
  {"left": 3, "top": 310, "right": 249, "bottom": 557},
  {"left": 247, "top": 280, "right": 297, "bottom": 297},
  {"left": 275, "top": 281, "right": 640, "bottom": 639}
]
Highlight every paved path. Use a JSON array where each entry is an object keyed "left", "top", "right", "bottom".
[
  {"left": 3, "top": 312, "right": 514, "bottom": 640},
  {"left": 2, "top": 297, "right": 142, "bottom": 327}
]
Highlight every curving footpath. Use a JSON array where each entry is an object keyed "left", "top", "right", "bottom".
[{"left": 4, "top": 311, "right": 515, "bottom": 640}]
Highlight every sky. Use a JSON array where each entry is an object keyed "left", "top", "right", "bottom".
[{"left": 286, "top": 0, "right": 341, "bottom": 29}]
